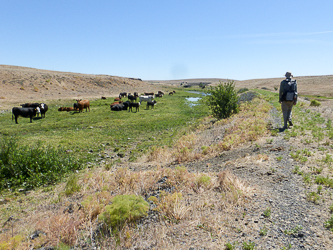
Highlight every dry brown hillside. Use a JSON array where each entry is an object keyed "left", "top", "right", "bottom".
[
  {"left": 0, "top": 65, "right": 161, "bottom": 110},
  {"left": 235, "top": 75, "right": 333, "bottom": 97},
  {"left": 1, "top": 65, "right": 333, "bottom": 110}
]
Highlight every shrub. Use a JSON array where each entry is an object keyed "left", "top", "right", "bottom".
[
  {"left": 242, "top": 241, "right": 256, "bottom": 250},
  {"left": 310, "top": 99, "right": 321, "bottom": 107},
  {"left": 263, "top": 208, "right": 271, "bottom": 218},
  {"left": 205, "top": 81, "right": 239, "bottom": 119},
  {"left": 64, "top": 174, "right": 81, "bottom": 196},
  {"left": 194, "top": 174, "right": 211, "bottom": 190},
  {"left": 259, "top": 226, "right": 268, "bottom": 236},
  {"left": 0, "top": 235, "right": 24, "bottom": 250},
  {"left": 306, "top": 192, "right": 320, "bottom": 204},
  {"left": 225, "top": 242, "right": 237, "bottom": 250},
  {"left": 324, "top": 215, "right": 333, "bottom": 231},
  {"left": 98, "top": 194, "right": 149, "bottom": 230},
  {"left": 0, "top": 137, "right": 82, "bottom": 190},
  {"left": 154, "top": 191, "right": 189, "bottom": 221}
]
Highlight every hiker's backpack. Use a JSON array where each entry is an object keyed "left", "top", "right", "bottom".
[{"left": 283, "top": 80, "right": 297, "bottom": 101}]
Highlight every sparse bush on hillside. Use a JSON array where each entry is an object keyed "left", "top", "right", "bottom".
[
  {"left": 206, "top": 81, "right": 239, "bottom": 119},
  {"left": 98, "top": 195, "right": 149, "bottom": 230}
]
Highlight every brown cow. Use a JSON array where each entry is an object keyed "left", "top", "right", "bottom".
[
  {"left": 76, "top": 99, "right": 90, "bottom": 112},
  {"left": 110, "top": 101, "right": 123, "bottom": 108},
  {"left": 144, "top": 92, "right": 154, "bottom": 96},
  {"left": 114, "top": 97, "right": 122, "bottom": 102},
  {"left": 66, "top": 107, "right": 75, "bottom": 112},
  {"left": 58, "top": 107, "right": 65, "bottom": 111}
]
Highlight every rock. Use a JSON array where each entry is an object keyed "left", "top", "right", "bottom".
[
  {"left": 63, "top": 203, "right": 74, "bottom": 214},
  {"left": 30, "top": 230, "right": 46, "bottom": 240}
]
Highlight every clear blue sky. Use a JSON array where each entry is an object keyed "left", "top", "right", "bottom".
[{"left": 1, "top": 0, "right": 332, "bottom": 80}]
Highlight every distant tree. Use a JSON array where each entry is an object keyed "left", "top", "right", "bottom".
[{"left": 206, "top": 81, "right": 239, "bottom": 119}]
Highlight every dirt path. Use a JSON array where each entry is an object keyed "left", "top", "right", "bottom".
[{"left": 174, "top": 107, "right": 333, "bottom": 249}]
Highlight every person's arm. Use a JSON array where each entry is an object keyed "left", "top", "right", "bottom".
[
  {"left": 294, "top": 80, "right": 298, "bottom": 105},
  {"left": 279, "top": 81, "right": 284, "bottom": 103}
]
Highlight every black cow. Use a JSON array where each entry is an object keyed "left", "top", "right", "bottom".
[
  {"left": 12, "top": 107, "right": 37, "bottom": 124},
  {"left": 73, "top": 103, "right": 79, "bottom": 111},
  {"left": 128, "top": 94, "right": 137, "bottom": 102},
  {"left": 122, "top": 101, "right": 131, "bottom": 110},
  {"left": 119, "top": 92, "right": 127, "bottom": 98},
  {"left": 147, "top": 100, "right": 157, "bottom": 109},
  {"left": 20, "top": 103, "right": 40, "bottom": 108},
  {"left": 129, "top": 102, "right": 141, "bottom": 112},
  {"left": 111, "top": 104, "right": 125, "bottom": 111}
]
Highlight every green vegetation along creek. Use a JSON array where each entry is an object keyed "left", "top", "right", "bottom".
[{"left": 0, "top": 89, "right": 209, "bottom": 190}]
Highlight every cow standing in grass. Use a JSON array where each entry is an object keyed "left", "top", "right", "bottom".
[
  {"left": 76, "top": 99, "right": 90, "bottom": 112},
  {"left": 147, "top": 100, "right": 157, "bottom": 109},
  {"left": 129, "top": 102, "right": 141, "bottom": 112},
  {"left": 12, "top": 107, "right": 37, "bottom": 124}
]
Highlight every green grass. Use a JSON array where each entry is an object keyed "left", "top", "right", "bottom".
[
  {"left": 0, "top": 90, "right": 209, "bottom": 162},
  {"left": 0, "top": 90, "right": 209, "bottom": 191}
]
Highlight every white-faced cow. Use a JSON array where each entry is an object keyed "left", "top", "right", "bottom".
[{"left": 39, "top": 103, "right": 48, "bottom": 118}]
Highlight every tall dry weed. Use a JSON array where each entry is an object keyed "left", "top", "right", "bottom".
[
  {"left": 215, "top": 170, "right": 252, "bottom": 204},
  {"left": 36, "top": 212, "right": 83, "bottom": 247}
]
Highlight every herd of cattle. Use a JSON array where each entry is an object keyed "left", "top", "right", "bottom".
[{"left": 11, "top": 90, "right": 176, "bottom": 124}]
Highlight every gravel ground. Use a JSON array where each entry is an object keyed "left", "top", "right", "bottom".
[{"left": 167, "top": 107, "right": 333, "bottom": 249}]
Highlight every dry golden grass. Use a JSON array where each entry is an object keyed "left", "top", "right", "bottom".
[
  {"left": 0, "top": 165, "right": 254, "bottom": 249},
  {"left": 144, "top": 98, "right": 271, "bottom": 165}
]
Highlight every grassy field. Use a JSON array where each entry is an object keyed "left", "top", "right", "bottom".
[
  {"left": 0, "top": 89, "right": 210, "bottom": 189},
  {"left": 1, "top": 89, "right": 208, "bottom": 157}
]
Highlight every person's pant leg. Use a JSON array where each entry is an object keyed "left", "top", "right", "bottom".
[{"left": 281, "top": 101, "right": 294, "bottom": 128}]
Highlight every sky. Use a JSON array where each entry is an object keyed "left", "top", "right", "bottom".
[{"left": 1, "top": 0, "right": 332, "bottom": 80}]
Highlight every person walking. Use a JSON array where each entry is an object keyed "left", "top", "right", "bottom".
[{"left": 279, "top": 71, "right": 298, "bottom": 130}]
